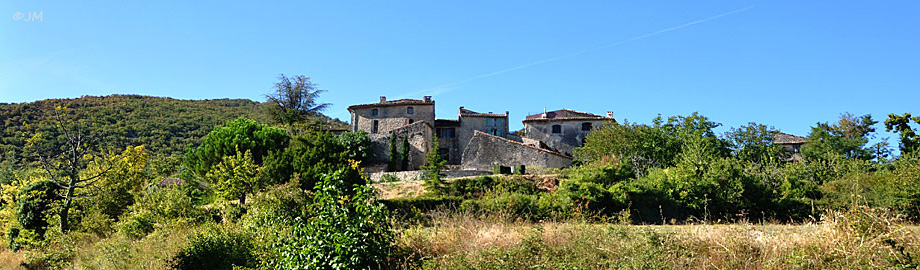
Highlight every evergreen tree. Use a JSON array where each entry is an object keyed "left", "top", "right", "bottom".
[
  {"left": 401, "top": 136, "right": 410, "bottom": 171},
  {"left": 421, "top": 136, "right": 446, "bottom": 194},
  {"left": 387, "top": 133, "right": 399, "bottom": 172}
]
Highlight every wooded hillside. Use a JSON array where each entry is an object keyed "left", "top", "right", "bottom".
[{"left": 0, "top": 95, "right": 346, "bottom": 166}]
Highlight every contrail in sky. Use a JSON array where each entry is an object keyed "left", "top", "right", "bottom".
[{"left": 402, "top": 5, "right": 754, "bottom": 97}]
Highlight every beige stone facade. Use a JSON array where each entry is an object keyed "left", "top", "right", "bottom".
[
  {"left": 348, "top": 96, "right": 435, "bottom": 135},
  {"left": 523, "top": 109, "right": 616, "bottom": 156}
]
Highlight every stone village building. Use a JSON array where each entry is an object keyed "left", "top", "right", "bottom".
[{"left": 347, "top": 96, "right": 616, "bottom": 173}]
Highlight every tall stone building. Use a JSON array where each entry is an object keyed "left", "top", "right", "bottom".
[
  {"left": 346, "top": 97, "right": 607, "bottom": 173},
  {"left": 523, "top": 109, "right": 617, "bottom": 156},
  {"left": 348, "top": 96, "right": 435, "bottom": 135}
]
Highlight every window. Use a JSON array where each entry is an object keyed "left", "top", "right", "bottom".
[
  {"left": 408, "top": 119, "right": 414, "bottom": 124},
  {"left": 486, "top": 118, "right": 493, "bottom": 126},
  {"left": 372, "top": 120, "right": 379, "bottom": 134},
  {"left": 490, "top": 129, "right": 498, "bottom": 136},
  {"left": 439, "top": 128, "right": 455, "bottom": 138},
  {"left": 552, "top": 125, "right": 562, "bottom": 134},
  {"left": 407, "top": 107, "right": 414, "bottom": 114},
  {"left": 495, "top": 118, "right": 502, "bottom": 126},
  {"left": 582, "top": 122, "right": 593, "bottom": 131},
  {"left": 372, "top": 109, "right": 378, "bottom": 116}
]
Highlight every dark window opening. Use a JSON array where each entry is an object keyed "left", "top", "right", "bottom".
[
  {"left": 408, "top": 119, "right": 414, "bottom": 124},
  {"left": 438, "top": 148, "right": 450, "bottom": 162},
  {"left": 372, "top": 109, "right": 378, "bottom": 116},
  {"left": 372, "top": 120, "right": 379, "bottom": 134},
  {"left": 407, "top": 107, "right": 414, "bottom": 114},
  {"left": 439, "top": 128, "right": 455, "bottom": 138},
  {"left": 582, "top": 122, "right": 593, "bottom": 131},
  {"left": 551, "top": 125, "right": 562, "bottom": 134}
]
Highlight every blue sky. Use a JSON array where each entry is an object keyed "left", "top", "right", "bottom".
[{"left": 1, "top": 1, "right": 918, "bottom": 147}]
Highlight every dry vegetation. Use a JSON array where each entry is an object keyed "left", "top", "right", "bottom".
[{"left": 393, "top": 208, "right": 920, "bottom": 269}]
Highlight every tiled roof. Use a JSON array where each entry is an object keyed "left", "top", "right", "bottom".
[
  {"left": 473, "top": 130, "right": 573, "bottom": 159},
  {"left": 459, "top": 107, "right": 508, "bottom": 117},
  {"left": 348, "top": 98, "right": 434, "bottom": 110},
  {"left": 774, "top": 132, "right": 807, "bottom": 145},
  {"left": 524, "top": 109, "right": 613, "bottom": 122}
]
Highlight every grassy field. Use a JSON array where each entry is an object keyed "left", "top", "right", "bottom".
[{"left": 394, "top": 212, "right": 920, "bottom": 269}]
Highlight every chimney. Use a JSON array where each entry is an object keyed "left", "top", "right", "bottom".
[
  {"left": 379, "top": 96, "right": 386, "bottom": 103},
  {"left": 423, "top": 96, "right": 432, "bottom": 102},
  {"left": 542, "top": 107, "right": 547, "bottom": 118},
  {"left": 606, "top": 111, "right": 613, "bottom": 118},
  {"left": 505, "top": 111, "right": 509, "bottom": 115},
  {"left": 488, "top": 111, "right": 493, "bottom": 114}
]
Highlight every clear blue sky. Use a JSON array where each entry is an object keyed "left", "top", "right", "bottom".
[{"left": 2, "top": 1, "right": 918, "bottom": 146}]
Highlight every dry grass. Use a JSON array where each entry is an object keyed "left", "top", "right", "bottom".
[
  {"left": 0, "top": 246, "right": 24, "bottom": 270},
  {"left": 373, "top": 180, "right": 427, "bottom": 200},
  {"left": 396, "top": 209, "right": 920, "bottom": 269}
]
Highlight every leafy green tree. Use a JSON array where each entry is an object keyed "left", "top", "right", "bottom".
[
  {"left": 183, "top": 117, "right": 289, "bottom": 180},
  {"left": 401, "top": 136, "right": 410, "bottom": 171},
  {"left": 421, "top": 136, "right": 447, "bottom": 193},
  {"left": 723, "top": 122, "right": 782, "bottom": 164},
  {"left": 387, "top": 133, "right": 399, "bottom": 172},
  {"left": 335, "top": 131, "right": 372, "bottom": 163},
  {"left": 16, "top": 180, "right": 60, "bottom": 239},
  {"left": 885, "top": 113, "right": 920, "bottom": 154},
  {"left": 68, "top": 145, "right": 151, "bottom": 237},
  {"left": 261, "top": 132, "right": 366, "bottom": 191},
  {"left": 273, "top": 169, "right": 392, "bottom": 269},
  {"left": 802, "top": 113, "right": 878, "bottom": 161},
  {"left": 205, "top": 150, "right": 262, "bottom": 205},
  {"left": 265, "top": 74, "right": 331, "bottom": 125}
]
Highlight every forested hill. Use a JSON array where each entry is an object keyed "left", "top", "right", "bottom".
[{"left": 0, "top": 94, "right": 342, "bottom": 165}]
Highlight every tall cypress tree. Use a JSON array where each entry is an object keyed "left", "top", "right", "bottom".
[
  {"left": 387, "top": 132, "right": 399, "bottom": 172},
  {"left": 401, "top": 136, "right": 410, "bottom": 171}
]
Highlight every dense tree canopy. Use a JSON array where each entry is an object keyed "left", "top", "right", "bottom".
[{"left": 183, "top": 117, "right": 290, "bottom": 180}]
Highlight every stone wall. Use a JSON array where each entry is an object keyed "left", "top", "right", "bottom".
[
  {"left": 523, "top": 119, "right": 612, "bottom": 156},
  {"left": 461, "top": 131, "right": 573, "bottom": 171},
  {"left": 368, "top": 169, "right": 492, "bottom": 182}
]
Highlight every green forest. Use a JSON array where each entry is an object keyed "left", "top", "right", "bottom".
[{"left": 2, "top": 77, "right": 920, "bottom": 269}]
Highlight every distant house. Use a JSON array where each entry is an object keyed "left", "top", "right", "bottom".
[
  {"left": 522, "top": 109, "right": 616, "bottom": 156},
  {"left": 774, "top": 132, "right": 807, "bottom": 162}
]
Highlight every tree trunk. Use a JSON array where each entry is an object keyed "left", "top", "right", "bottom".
[{"left": 59, "top": 177, "right": 76, "bottom": 233}]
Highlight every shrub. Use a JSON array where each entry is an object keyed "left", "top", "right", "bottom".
[
  {"left": 170, "top": 227, "right": 256, "bottom": 270},
  {"left": 271, "top": 169, "right": 393, "bottom": 269}
]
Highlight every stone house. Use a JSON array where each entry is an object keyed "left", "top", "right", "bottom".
[
  {"left": 773, "top": 132, "right": 807, "bottom": 162},
  {"left": 522, "top": 109, "right": 617, "bottom": 156}
]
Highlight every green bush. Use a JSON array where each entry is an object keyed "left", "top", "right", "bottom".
[
  {"left": 271, "top": 170, "right": 393, "bottom": 269},
  {"left": 170, "top": 227, "right": 256, "bottom": 270}
]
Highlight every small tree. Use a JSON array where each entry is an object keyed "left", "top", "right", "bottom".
[
  {"left": 387, "top": 133, "right": 399, "bottom": 172},
  {"left": 205, "top": 149, "right": 262, "bottom": 205},
  {"left": 401, "top": 136, "right": 410, "bottom": 171},
  {"left": 421, "top": 136, "right": 446, "bottom": 193}
]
